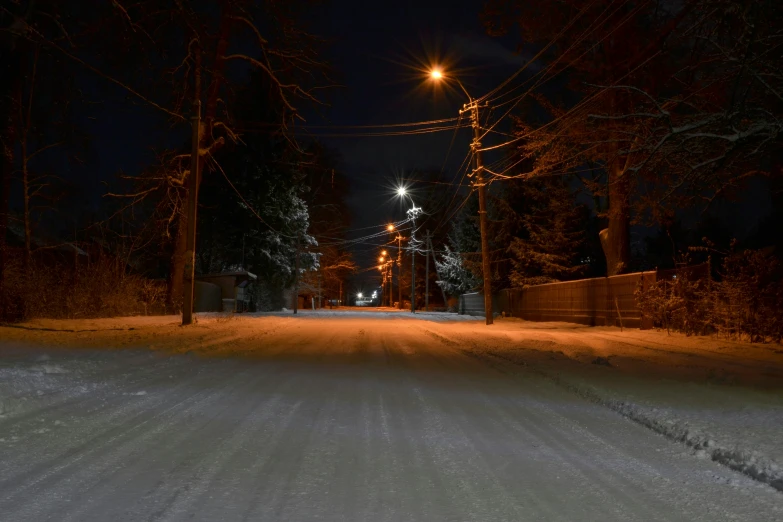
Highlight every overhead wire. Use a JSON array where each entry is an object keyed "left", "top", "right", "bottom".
[
  {"left": 478, "top": 0, "right": 643, "bottom": 144},
  {"left": 475, "top": 0, "right": 602, "bottom": 105}
]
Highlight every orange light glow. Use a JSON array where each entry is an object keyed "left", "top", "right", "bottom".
[
  {"left": 387, "top": 224, "right": 394, "bottom": 231},
  {"left": 430, "top": 69, "right": 443, "bottom": 80}
]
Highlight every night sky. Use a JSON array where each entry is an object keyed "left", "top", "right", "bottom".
[
  {"left": 51, "top": 0, "right": 772, "bottom": 287},
  {"left": 300, "top": 0, "right": 528, "bottom": 284},
  {"left": 50, "top": 0, "right": 527, "bottom": 286}
]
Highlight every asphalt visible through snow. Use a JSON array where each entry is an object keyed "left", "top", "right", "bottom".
[{"left": 1, "top": 313, "right": 781, "bottom": 521}]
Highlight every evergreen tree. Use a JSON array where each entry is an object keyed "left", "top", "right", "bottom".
[
  {"left": 506, "top": 178, "right": 587, "bottom": 287},
  {"left": 434, "top": 244, "right": 479, "bottom": 297},
  {"left": 435, "top": 200, "right": 481, "bottom": 297}
]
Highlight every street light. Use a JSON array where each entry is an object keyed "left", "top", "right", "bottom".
[
  {"left": 387, "top": 224, "right": 394, "bottom": 231},
  {"left": 395, "top": 189, "right": 423, "bottom": 314},
  {"left": 429, "top": 67, "right": 493, "bottom": 325}
]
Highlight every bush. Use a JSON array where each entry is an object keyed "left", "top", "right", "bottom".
[
  {"left": 1, "top": 250, "right": 166, "bottom": 322},
  {"left": 635, "top": 247, "right": 783, "bottom": 343},
  {"left": 635, "top": 268, "right": 711, "bottom": 336},
  {"left": 713, "top": 248, "right": 783, "bottom": 343}
]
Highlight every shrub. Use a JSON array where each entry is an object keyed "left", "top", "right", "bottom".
[
  {"left": 635, "top": 247, "right": 783, "bottom": 342},
  {"left": 1, "top": 250, "right": 166, "bottom": 322}
]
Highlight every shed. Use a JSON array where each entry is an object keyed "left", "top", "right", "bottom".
[{"left": 195, "top": 270, "right": 257, "bottom": 312}]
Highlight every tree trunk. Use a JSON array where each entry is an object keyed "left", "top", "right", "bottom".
[
  {"left": 167, "top": 9, "right": 232, "bottom": 308},
  {"left": 0, "top": 124, "right": 13, "bottom": 317},
  {"left": 600, "top": 159, "right": 631, "bottom": 276},
  {"left": 22, "top": 145, "right": 30, "bottom": 266},
  {"left": 167, "top": 214, "right": 187, "bottom": 313},
  {"left": 0, "top": 48, "right": 23, "bottom": 319}
]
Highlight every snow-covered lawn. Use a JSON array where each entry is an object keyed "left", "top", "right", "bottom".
[{"left": 1, "top": 311, "right": 781, "bottom": 520}]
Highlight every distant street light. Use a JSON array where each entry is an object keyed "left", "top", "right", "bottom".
[
  {"left": 357, "top": 292, "right": 363, "bottom": 298},
  {"left": 395, "top": 189, "right": 422, "bottom": 314},
  {"left": 387, "top": 224, "right": 394, "bottom": 231},
  {"left": 429, "top": 67, "right": 493, "bottom": 325}
]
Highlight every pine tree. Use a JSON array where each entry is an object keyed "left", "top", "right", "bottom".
[
  {"left": 507, "top": 178, "right": 587, "bottom": 287},
  {"left": 435, "top": 244, "right": 479, "bottom": 297}
]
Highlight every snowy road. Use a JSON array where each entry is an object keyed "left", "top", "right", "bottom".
[{"left": 1, "top": 313, "right": 782, "bottom": 521}]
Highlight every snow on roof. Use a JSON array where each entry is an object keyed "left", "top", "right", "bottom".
[{"left": 198, "top": 270, "right": 257, "bottom": 280}]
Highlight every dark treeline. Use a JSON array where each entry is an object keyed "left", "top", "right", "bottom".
[{"left": 0, "top": 0, "right": 354, "bottom": 320}]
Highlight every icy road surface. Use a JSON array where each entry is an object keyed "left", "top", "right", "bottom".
[{"left": 1, "top": 311, "right": 782, "bottom": 521}]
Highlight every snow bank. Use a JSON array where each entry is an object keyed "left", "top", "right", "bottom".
[{"left": 526, "top": 363, "right": 783, "bottom": 492}]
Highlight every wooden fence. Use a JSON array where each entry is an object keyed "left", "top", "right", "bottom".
[{"left": 459, "top": 264, "right": 710, "bottom": 329}]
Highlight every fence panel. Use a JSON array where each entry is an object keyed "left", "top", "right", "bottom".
[{"left": 490, "top": 271, "right": 657, "bottom": 328}]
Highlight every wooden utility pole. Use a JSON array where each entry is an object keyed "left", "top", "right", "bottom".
[
  {"left": 181, "top": 100, "right": 201, "bottom": 326},
  {"left": 424, "top": 230, "right": 431, "bottom": 311},
  {"left": 411, "top": 237, "right": 416, "bottom": 314},
  {"left": 293, "top": 235, "right": 300, "bottom": 314},
  {"left": 396, "top": 234, "right": 403, "bottom": 309},
  {"left": 461, "top": 99, "right": 493, "bottom": 325}
]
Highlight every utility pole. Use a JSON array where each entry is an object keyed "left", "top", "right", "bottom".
[
  {"left": 182, "top": 100, "right": 201, "bottom": 326},
  {"left": 407, "top": 207, "right": 421, "bottom": 314},
  {"left": 396, "top": 234, "right": 403, "bottom": 310},
  {"left": 293, "top": 235, "right": 300, "bottom": 314},
  {"left": 411, "top": 239, "right": 416, "bottom": 313},
  {"left": 424, "top": 230, "right": 431, "bottom": 311},
  {"left": 461, "top": 99, "right": 493, "bottom": 325}
]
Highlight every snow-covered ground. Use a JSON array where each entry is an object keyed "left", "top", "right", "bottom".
[{"left": 1, "top": 311, "right": 781, "bottom": 520}]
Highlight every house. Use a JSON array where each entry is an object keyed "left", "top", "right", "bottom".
[{"left": 194, "top": 270, "right": 257, "bottom": 312}]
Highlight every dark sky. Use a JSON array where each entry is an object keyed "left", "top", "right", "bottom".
[
  {"left": 31, "top": 0, "right": 771, "bottom": 290},
  {"left": 300, "top": 0, "right": 528, "bottom": 286},
  {"left": 52, "top": 0, "right": 524, "bottom": 287}
]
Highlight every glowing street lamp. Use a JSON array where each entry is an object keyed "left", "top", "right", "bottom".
[
  {"left": 387, "top": 224, "right": 394, "bottom": 231},
  {"left": 357, "top": 292, "right": 363, "bottom": 299}
]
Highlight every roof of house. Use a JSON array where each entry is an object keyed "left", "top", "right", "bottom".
[{"left": 6, "top": 221, "right": 88, "bottom": 256}]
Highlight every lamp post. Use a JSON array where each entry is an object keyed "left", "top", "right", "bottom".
[
  {"left": 429, "top": 69, "right": 493, "bottom": 325},
  {"left": 397, "top": 187, "right": 422, "bottom": 313},
  {"left": 389, "top": 224, "right": 404, "bottom": 310}
]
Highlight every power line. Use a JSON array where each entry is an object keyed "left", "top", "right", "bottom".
[
  {"left": 478, "top": 0, "right": 643, "bottom": 143},
  {"left": 235, "top": 116, "right": 460, "bottom": 130}
]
